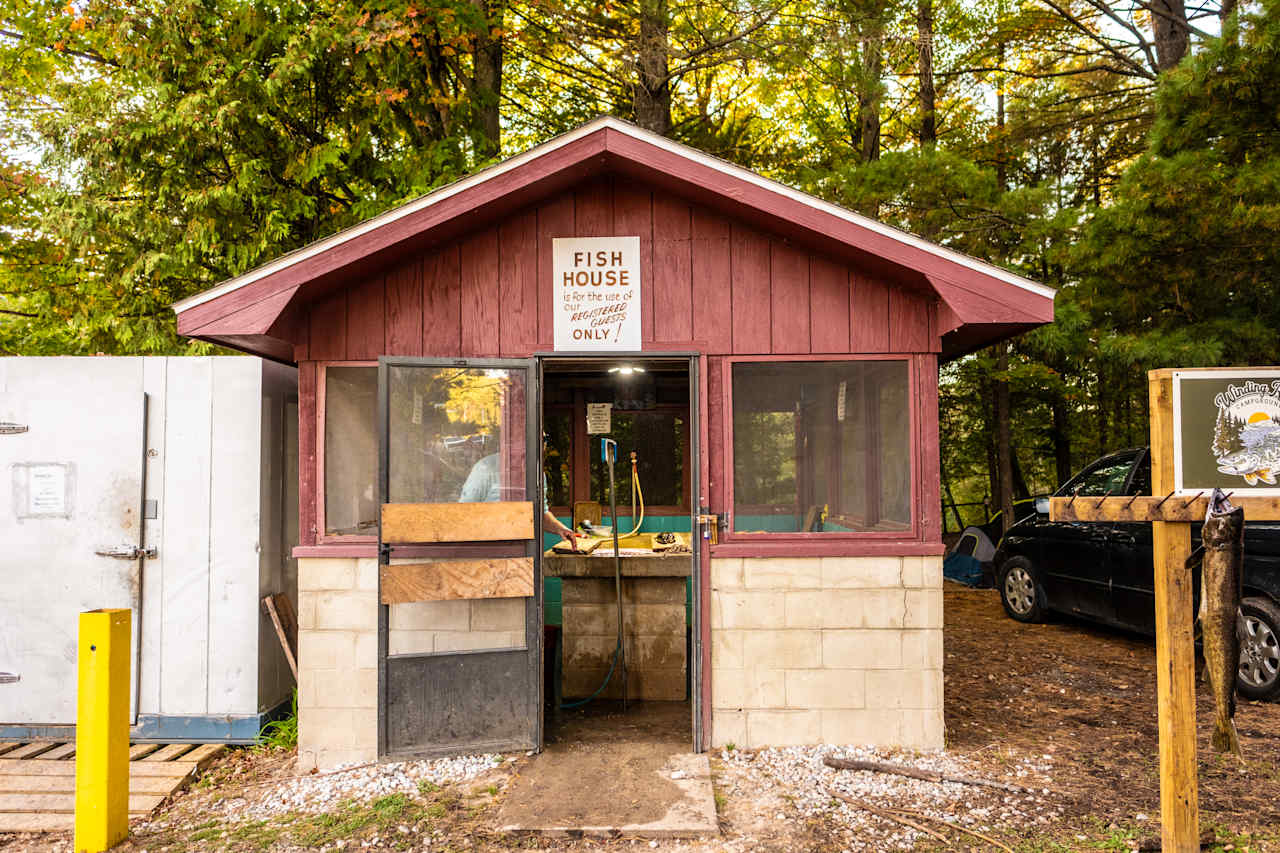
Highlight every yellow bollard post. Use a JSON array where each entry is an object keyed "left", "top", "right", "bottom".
[{"left": 74, "top": 608, "right": 131, "bottom": 853}]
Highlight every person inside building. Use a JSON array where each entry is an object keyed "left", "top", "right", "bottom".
[{"left": 459, "top": 433, "right": 577, "bottom": 549}]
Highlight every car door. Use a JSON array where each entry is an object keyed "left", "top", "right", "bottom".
[
  {"left": 1040, "top": 451, "right": 1141, "bottom": 622},
  {"left": 1108, "top": 449, "right": 1157, "bottom": 634}
]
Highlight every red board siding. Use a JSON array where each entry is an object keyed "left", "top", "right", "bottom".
[
  {"left": 459, "top": 229, "right": 500, "bottom": 357},
  {"left": 889, "top": 288, "right": 931, "bottom": 353},
  {"left": 346, "top": 276, "right": 385, "bottom": 360},
  {"left": 769, "top": 242, "right": 810, "bottom": 354},
  {"left": 809, "top": 256, "right": 850, "bottom": 352},
  {"left": 536, "top": 194, "right": 575, "bottom": 349},
  {"left": 691, "top": 207, "right": 733, "bottom": 353},
  {"left": 613, "top": 185, "right": 655, "bottom": 343},
  {"left": 385, "top": 259, "right": 423, "bottom": 356},
  {"left": 298, "top": 361, "right": 318, "bottom": 546},
  {"left": 499, "top": 210, "right": 538, "bottom": 356},
  {"left": 423, "top": 245, "right": 462, "bottom": 356},
  {"left": 308, "top": 290, "right": 348, "bottom": 361},
  {"left": 850, "top": 270, "right": 890, "bottom": 353},
  {"left": 653, "top": 193, "right": 692, "bottom": 343},
  {"left": 730, "top": 226, "right": 771, "bottom": 353}
]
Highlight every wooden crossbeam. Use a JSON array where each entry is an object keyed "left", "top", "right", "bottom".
[{"left": 1050, "top": 494, "right": 1280, "bottom": 523}]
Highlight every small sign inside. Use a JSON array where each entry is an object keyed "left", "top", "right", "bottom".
[
  {"left": 552, "top": 237, "right": 641, "bottom": 351},
  {"left": 586, "top": 403, "right": 612, "bottom": 435},
  {"left": 13, "top": 462, "right": 73, "bottom": 519},
  {"left": 1172, "top": 369, "right": 1280, "bottom": 496}
]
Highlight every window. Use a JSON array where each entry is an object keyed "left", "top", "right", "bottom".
[
  {"left": 323, "top": 365, "right": 378, "bottom": 537},
  {"left": 587, "top": 412, "right": 685, "bottom": 507},
  {"left": 1058, "top": 451, "right": 1140, "bottom": 497},
  {"left": 731, "top": 360, "right": 912, "bottom": 534},
  {"left": 543, "top": 409, "right": 573, "bottom": 508}
]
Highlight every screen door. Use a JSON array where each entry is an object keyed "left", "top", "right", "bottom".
[{"left": 377, "top": 358, "right": 541, "bottom": 758}]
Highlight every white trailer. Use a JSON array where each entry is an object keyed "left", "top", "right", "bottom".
[{"left": 0, "top": 357, "right": 297, "bottom": 742}]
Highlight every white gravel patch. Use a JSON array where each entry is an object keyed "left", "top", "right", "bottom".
[
  {"left": 718, "top": 744, "right": 1059, "bottom": 852},
  {"left": 189, "top": 753, "right": 506, "bottom": 822}
]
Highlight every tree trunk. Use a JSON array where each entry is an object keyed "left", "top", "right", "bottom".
[
  {"left": 634, "top": 0, "right": 672, "bottom": 135},
  {"left": 470, "top": 0, "right": 505, "bottom": 157},
  {"left": 917, "top": 0, "right": 936, "bottom": 146},
  {"left": 994, "top": 344, "right": 1015, "bottom": 532},
  {"left": 995, "top": 41, "right": 1007, "bottom": 190},
  {"left": 858, "top": 24, "right": 883, "bottom": 162},
  {"left": 1050, "top": 393, "right": 1072, "bottom": 488},
  {"left": 1150, "top": 0, "right": 1189, "bottom": 72}
]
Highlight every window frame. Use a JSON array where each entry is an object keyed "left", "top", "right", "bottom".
[
  {"left": 316, "top": 360, "right": 379, "bottom": 544},
  {"left": 721, "top": 354, "right": 921, "bottom": 543}
]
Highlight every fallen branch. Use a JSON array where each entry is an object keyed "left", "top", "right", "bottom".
[
  {"left": 826, "top": 789, "right": 948, "bottom": 844},
  {"left": 823, "top": 756, "right": 1038, "bottom": 794},
  {"left": 883, "top": 805, "right": 1013, "bottom": 852}
]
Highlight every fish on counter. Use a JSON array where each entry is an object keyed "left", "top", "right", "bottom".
[{"left": 1199, "top": 487, "right": 1246, "bottom": 756}]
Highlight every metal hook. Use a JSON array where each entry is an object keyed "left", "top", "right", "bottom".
[
  {"left": 1094, "top": 490, "right": 1112, "bottom": 508},
  {"left": 1124, "top": 493, "right": 1140, "bottom": 508},
  {"left": 1181, "top": 490, "right": 1204, "bottom": 509},
  {"left": 1154, "top": 490, "right": 1176, "bottom": 509},
  {"left": 1068, "top": 491, "right": 1078, "bottom": 507}
]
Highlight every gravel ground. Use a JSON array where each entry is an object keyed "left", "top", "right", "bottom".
[{"left": 715, "top": 743, "right": 1060, "bottom": 851}]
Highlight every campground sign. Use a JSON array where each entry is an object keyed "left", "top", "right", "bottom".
[{"left": 1173, "top": 369, "right": 1280, "bottom": 496}]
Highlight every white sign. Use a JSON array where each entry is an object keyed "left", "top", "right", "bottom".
[
  {"left": 553, "top": 236, "right": 641, "bottom": 351},
  {"left": 586, "top": 403, "right": 613, "bottom": 435},
  {"left": 28, "top": 465, "right": 67, "bottom": 516}
]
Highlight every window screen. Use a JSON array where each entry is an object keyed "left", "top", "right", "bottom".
[
  {"left": 588, "top": 412, "right": 685, "bottom": 507},
  {"left": 324, "top": 366, "right": 378, "bottom": 536},
  {"left": 731, "top": 360, "right": 911, "bottom": 533}
]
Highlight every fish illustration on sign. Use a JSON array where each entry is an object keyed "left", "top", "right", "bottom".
[{"left": 1212, "top": 381, "right": 1280, "bottom": 486}]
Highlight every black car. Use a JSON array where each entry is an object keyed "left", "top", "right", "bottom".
[{"left": 992, "top": 447, "right": 1280, "bottom": 701}]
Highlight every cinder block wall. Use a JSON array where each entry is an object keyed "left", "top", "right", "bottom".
[
  {"left": 297, "top": 556, "right": 379, "bottom": 770},
  {"left": 710, "top": 556, "right": 944, "bottom": 750}
]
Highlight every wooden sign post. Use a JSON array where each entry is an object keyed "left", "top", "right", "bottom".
[{"left": 1050, "top": 369, "right": 1280, "bottom": 852}]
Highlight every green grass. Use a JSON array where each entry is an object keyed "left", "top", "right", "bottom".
[
  {"left": 417, "top": 778, "right": 441, "bottom": 795},
  {"left": 258, "top": 690, "right": 298, "bottom": 750}
]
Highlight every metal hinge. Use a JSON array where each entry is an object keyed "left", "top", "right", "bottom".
[
  {"left": 94, "top": 545, "right": 157, "bottom": 560},
  {"left": 0, "top": 422, "right": 28, "bottom": 435},
  {"left": 0, "top": 672, "right": 19, "bottom": 684}
]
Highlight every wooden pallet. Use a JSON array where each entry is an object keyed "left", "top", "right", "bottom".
[{"left": 0, "top": 741, "right": 225, "bottom": 832}]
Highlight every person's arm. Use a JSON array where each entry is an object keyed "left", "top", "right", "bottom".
[{"left": 544, "top": 509, "right": 578, "bottom": 549}]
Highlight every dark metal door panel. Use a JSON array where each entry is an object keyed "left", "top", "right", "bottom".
[{"left": 377, "top": 357, "right": 541, "bottom": 760}]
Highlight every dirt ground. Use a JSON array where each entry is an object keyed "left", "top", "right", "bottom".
[{"left": 3, "top": 584, "right": 1278, "bottom": 852}]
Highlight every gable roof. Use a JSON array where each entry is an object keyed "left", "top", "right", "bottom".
[{"left": 173, "top": 116, "right": 1054, "bottom": 361}]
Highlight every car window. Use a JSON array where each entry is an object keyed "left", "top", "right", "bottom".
[
  {"left": 1059, "top": 453, "right": 1139, "bottom": 496},
  {"left": 1127, "top": 453, "right": 1151, "bottom": 497}
]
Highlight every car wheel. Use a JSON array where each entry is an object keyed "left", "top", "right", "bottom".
[
  {"left": 999, "top": 557, "right": 1047, "bottom": 623},
  {"left": 1237, "top": 596, "right": 1280, "bottom": 701}
]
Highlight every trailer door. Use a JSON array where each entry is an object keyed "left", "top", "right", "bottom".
[
  {"left": 377, "top": 358, "right": 541, "bottom": 758},
  {"left": 0, "top": 359, "right": 146, "bottom": 725}
]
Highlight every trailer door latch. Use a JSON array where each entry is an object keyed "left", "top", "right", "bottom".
[{"left": 95, "top": 545, "right": 157, "bottom": 560}]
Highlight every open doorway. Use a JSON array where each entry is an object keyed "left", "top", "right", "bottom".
[{"left": 538, "top": 355, "right": 699, "bottom": 753}]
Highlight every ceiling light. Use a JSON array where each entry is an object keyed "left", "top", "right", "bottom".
[{"left": 608, "top": 365, "right": 645, "bottom": 375}]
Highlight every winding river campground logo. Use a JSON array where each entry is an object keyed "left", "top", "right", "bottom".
[
  {"left": 1172, "top": 369, "right": 1280, "bottom": 496},
  {"left": 1212, "top": 381, "right": 1280, "bottom": 485}
]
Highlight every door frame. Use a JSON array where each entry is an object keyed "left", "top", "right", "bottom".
[
  {"left": 535, "top": 351, "right": 705, "bottom": 752},
  {"left": 375, "top": 356, "right": 543, "bottom": 759}
]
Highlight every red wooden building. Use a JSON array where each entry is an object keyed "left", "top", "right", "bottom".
[{"left": 175, "top": 117, "right": 1053, "bottom": 768}]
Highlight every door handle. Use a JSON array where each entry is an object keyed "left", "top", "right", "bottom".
[
  {"left": 95, "top": 545, "right": 157, "bottom": 560},
  {"left": 0, "top": 672, "right": 18, "bottom": 684}
]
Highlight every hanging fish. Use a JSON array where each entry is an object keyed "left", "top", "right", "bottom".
[{"left": 1199, "top": 487, "right": 1245, "bottom": 756}]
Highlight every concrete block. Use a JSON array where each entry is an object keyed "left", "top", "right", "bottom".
[
  {"left": 901, "top": 629, "right": 943, "bottom": 670},
  {"left": 821, "top": 556, "right": 902, "bottom": 589},
  {"left": 561, "top": 578, "right": 615, "bottom": 604},
  {"left": 711, "top": 710, "right": 747, "bottom": 748},
  {"left": 351, "top": 706, "right": 379, "bottom": 749},
  {"left": 308, "top": 746, "right": 377, "bottom": 772},
  {"left": 859, "top": 590, "right": 907, "bottom": 628},
  {"left": 904, "top": 589, "right": 943, "bottom": 629},
  {"left": 389, "top": 629, "right": 435, "bottom": 655},
  {"left": 623, "top": 577, "right": 688, "bottom": 603},
  {"left": 562, "top": 666, "right": 684, "bottom": 701},
  {"left": 822, "top": 630, "right": 902, "bottom": 669},
  {"left": 746, "top": 709, "right": 820, "bottom": 747},
  {"left": 434, "top": 631, "right": 522, "bottom": 652},
  {"left": 900, "top": 709, "right": 946, "bottom": 749},
  {"left": 783, "top": 591, "right": 825, "bottom": 628},
  {"left": 711, "top": 558, "right": 744, "bottom": 590},
  {"left": 820, "top": 709, "right": 902, "bottom": 746},
  {"left": 355, "top": 557, "right": 379, "bottom": 592},
  {"left": 298, "top": 630, "right": 355, "bottom": 673},
  {"left": 297, "top": 590, "right": 318, "bottom": 631},
  {"left": 315, "top": 590, "right": 378, "bottom": 631},
  {"left": 565, "top": 602, "right": 684, "bottom": 637},
  {"left": 714, "top": 668, "right": 784, "bottom": 709},
  {"left": 389, "top": 599, "right": 470, "bottom": 632},
  {"left": 298, "top": 558, "right": 355, "bottom": 592},
  {"left": 714, "top": 591, "right": 785, "bottom": 630},
  {"left": 865, "top": 669, "right": 941, "bottom": 710},
  {"left": 470, "top": 597, "right": 526, "bottom": 632},
  {"left": 300, "top": 707, "right": 354, "bottom": 749},
  {"left": 565, "top": 633, "right": 685, "bottom": 670},
  {"left": 712, "top": 630, "right": 744, "bottom": 671},
  {"left": 922, "top": 556, "right": 943, "bottom": 589},
  {"left": 712, "top": 668, "right": 745, "bottom": 708},
  {"left": 900, "top": 556, "right": 924, "bottom": 588},
  {"left": 742, "top": 630, "right": 821, "bottom": 670},
  {"left": 743, "top": 557, "right": 821, "bottom": 590},
  {"left": 312, "top": 668, "right": 378, "bottom": 710},
  {"left": 784, "top": 669, "right": 865, "bottom": 710},
  {"left": 354, "top": 630, "right": 378, "bottom": 669}
]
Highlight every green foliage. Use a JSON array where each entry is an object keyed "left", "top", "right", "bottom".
[{"left": 258, "top": 690, "right": 298, "bottom": 750}]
